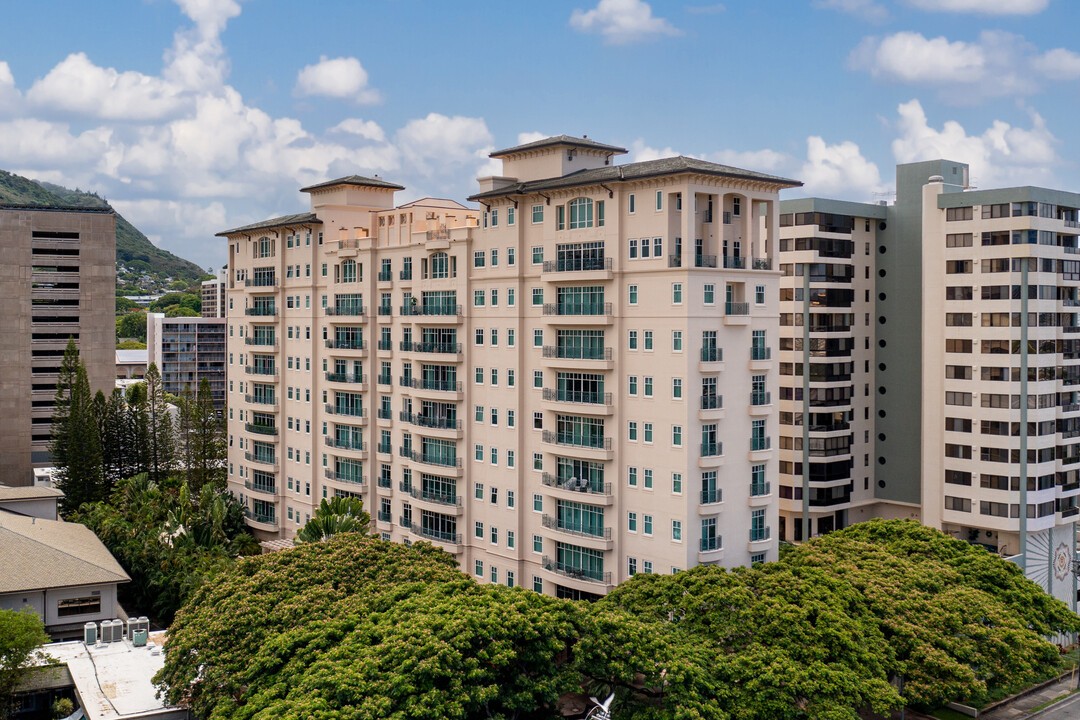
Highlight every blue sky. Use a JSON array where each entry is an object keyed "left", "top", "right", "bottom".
[{"left": 1, "top": 0, "right": 1078, "bottom": 270}]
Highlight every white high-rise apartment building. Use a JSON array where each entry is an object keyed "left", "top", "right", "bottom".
[
  {"left": 221, "top": 135, "right": 798, "bottom": 598},
  {"left": 779, "top": 160, "right": 1080, "bottom": 610}
]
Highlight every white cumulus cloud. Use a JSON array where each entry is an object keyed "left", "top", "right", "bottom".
[
  {"left": 329, "top": 118, "right": 386, "bottom": 142},
  {"left": 850, "top": 30, "right": 1076, "bottom": 104},
  {"left": 395, "top": 113, "right": 493, "bottom": 176},
  {"left": 570, "top": 0, "right": 681, "bottom": 44},
  {"left": 850, "top": 32, "right": 985, "bottom": 84},
  {"left": 903, "top": 0, "right": 1047, "bottom": 14},
  {"left": 891, "top": 98, "right": 1058, "bottom": 188},
  {"left": 26, "top": 53, "right": 188, "bottom": 121},
  {"left": 814, "top": 0, "right": 890, "bottom": 24},
  {"left": 294, "top": 56, "right": 381, "bottom": 104},
  {"left": 800, "top": 137, "right": 884, "bottom": 196}
]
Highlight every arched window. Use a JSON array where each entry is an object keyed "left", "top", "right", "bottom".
[
  {"left": 431, "top": 252, "right": 449, "bottom": 279},
  {"left": 569, "top": 198, "right": 594, "bottom": 230},
  {"left": 341, "top": 259, "right": 357, "bottom": 283}
]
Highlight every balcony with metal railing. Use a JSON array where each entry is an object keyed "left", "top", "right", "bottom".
[
  {"left": 377, "top": 442, "right": 392, "bottom": 455},
  {"left": 324, "top": 467, "right": 364, "bottom": 486},
  {"left": 325, "top": 372, "right": 366, "bottom": 385},
  {"left": 245, "top": 422, "right": 277, "bottom": 436},
  {"left": 542, "top": 302, "right": 613, "bottom": 323},
  {"left": 541, "top": 257, "right": 613, "bottom": 279},
  {"left": 245, "top": 306, "right": 276, "bottom": 317},
  {"left": 700, "top": 487, "right": 722, "bottom": 505},
  {"left": 243, "top": 508, "right": 277, "bottom": 528},
  {"left": 377, "top": 304, "right": 393, "bottom": 316},
  {"left": 751, "top": 346, "right": 771, "bottom": 360},
  {"left": 244, "top": 365, "right": 276, "bottom": 376},
  {"left": 325, "top": 304, "right": 366, "bottom": 317},
  {"left": 700, "top": 394, "right": 723, "bottom": 410},
  {"left": 541, "top": 345, "right": 613, "bottom": 368},
  {"left": 402, "top": 303, "right": 463, "bottom": 318},
  {"left": 325, "top": 339, "right": 365, "bottom": 350},
  {"left": 700, "top": 346, "right": 723, "bottom": 363},
  {"left": 399, "top": 268, "right": 412, "bottom": 281},
  {"left": 244, "top": 394, "right": 276, "bottom": 406},
  {"left": 542, "top": 430, "right": 611, "bottom": 451},
  {"left": 377, "top": 340, "right": 392, "bottom": 351},
  {"left": 399, "top": 341, "right": 462, "bottom": 356},
  {"left": 244, "top": 337, "right": 276, "bottom": 347},
  {"left": 541, "top": 388, "right": 613, "bottom": 413},
  {"left": 541, "top": 556, "right": 611, "bottom": 585},
  {"left": 324, "top": 435, "right": 366, "bottom": 452},
  {"left": 244, "top": 451, "right": 275, "bottom": 466},
  {"left": 398, "top": 411, "right": 462, "bottom": 431},
  {"left": 401, "top": 447, "right": 462, "bottom": 469},
  {"left": 751, "top": 391, "right": 771, "bottom": 406},
  {"left": 725, "top": 301, "right": 749, "bottom": 316},
  {"left": 695, "top": 254, "right": 718, "bottom": 268},
  {"left": 751, "top": 436, "right": 771, "bottom": 452},
  {"left": 749, "top": 527, "right": 772, "bottom": 544},
  {"left": 324, "top": 404, "right": 366, "bottom": 419},
  {"left": 243, "top": 479, "right": 276, "bottom": 495},
  {"left": 377, "top": 510, "right": 392, "bottom": 523},
  {"left": 699, "top": 535, "right": 722, "bottom": 552},
  {"left": 541, "top": 472, "right": 612, "bottom": 497},
  {"left": 542, "top": 514, "right": 612, "bottom": 544},
  {"left": 245, "top": 277, "right": 277, "bottom": 288},
  {"left": 377, "top": 270, "right": 392, "bottom": 283},
  {"left": 700, "top": 442, "right": 723, "bottom": 458},
  {"left": 408, "top": 484, "right": 462, "bottom": 509},
  {"left": 411, "top": 523, "right": 462, "bottom": 548}
]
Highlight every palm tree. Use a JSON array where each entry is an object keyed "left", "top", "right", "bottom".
[{"left": 295, "top": 497, "right": 371, "bottom": 544}]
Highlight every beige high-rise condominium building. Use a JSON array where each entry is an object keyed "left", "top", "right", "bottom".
[
  {"left": 0, "top": 205, "right": 116, "bottom": 485},
  {"left": 779, "top": 160, "right": 1080, "bottom": 611},
  {"left": 221, "top": 135, "right": 798, "bottom": 597}
]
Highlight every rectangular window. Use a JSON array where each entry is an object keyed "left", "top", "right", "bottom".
[
  {"left": 532, "top": 246, "right": 543, "bottom": 264},
  {"left": 533, "top": 493, "right": 543, "bottom": 512},
  {"left": 672, "top": 425, "right": 682, "bottom": 446},
  {"left": 533, "top": 329, "right": 543, "bottom": 347},
  {"left": 629, "top": 331, "right": 638, "bottom": 350},
  {"left": 628, "top": 193, "right": 636, "bottom": 213},
  {"left": 704, "top": 284, "right": 715, "bottom": 304},
  {"left": 672, "top": 283, "right": 683, "bottom": 304},
  {"left": 755, "top": 285, "right": 766, "bottom": 304},
  {"left": 628, "top": 466, "right": 637, "bottom": 487},
  {"left": 656, "top": 190, "right": 663, "bottom": 211},
  {"left": 671, "top": 519, "right": 682, "bottom": 541},
  {"left": 629, "top": 238, "right": 638, "bottom": 259},
  {"left": 672, "top": 331, "right": 682, "bottom": 351},
  {"left": 533, "top": 534, "right": 543, "bottom": 552},
  {"left": 628, "top": 284, "right": 638, "bottom": 305},
  {"left": 557, "top": 205, "right": 565, "bottom": 230},
  {"left": 644, "top": 331, "right": 653, "bottom": 351},
  {"left": 672, "top": 379, "right": 682, "bottom": 399},
  {"left": 508, "top": 248, "right": 515, "bottom": 265},
  {"left": 532, "top": 288, "right": 543, "bottom": 306},
  {"left": 507, "top": 207, "right": 515, "bottom": 226},
  {"left": 532, "top": 205, "right": 543, "bottom": 224}
]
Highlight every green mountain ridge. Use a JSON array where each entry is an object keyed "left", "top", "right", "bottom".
[{"left": 0, "top": 168, "right": 206, "bottom": 284}]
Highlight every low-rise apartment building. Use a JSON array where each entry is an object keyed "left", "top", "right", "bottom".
[{"left": 222, "top": 135, "right": 797, "bottom": 597}]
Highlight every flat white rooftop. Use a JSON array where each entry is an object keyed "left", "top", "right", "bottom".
[{"left": 42, "top": 632, "right": 185, "bottom": 720}]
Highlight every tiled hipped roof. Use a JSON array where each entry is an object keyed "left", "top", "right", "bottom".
[
  {"left": 216, "top": 212, "right": 321, "bottom": 237},
  {"left": 489, "top": 134, "right": 628, "bottom": 158},
  {"left": 0, "top": 510, "right": 130, "bottom": 593},
  {"left": 469, "top": 155, "right": 802, "bottom": 202}
]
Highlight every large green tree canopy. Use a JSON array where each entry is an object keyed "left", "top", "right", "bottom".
[
  {"left": 156, "top": 537, "right": 583, "bottom": 720},
  {"left": 156, "top": 521, "right": 1080, "bottom": 720}
]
